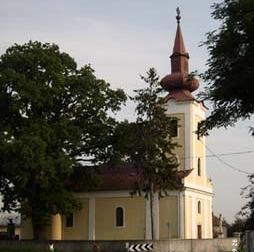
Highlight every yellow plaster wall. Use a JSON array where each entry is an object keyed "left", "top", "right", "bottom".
[
  {"left": 62, "top": 199, "right": 89, "bottom": 240},
  {"left": 196, "top": 197, "right": 206, "bottom": 238},
  {"left": 194, "top": 115, "right": 206, "bottom": 187},
  {"left": 51, "top": 214, "right": 62, "bottom": 240},
  {"left": 184, "top": 193, "right": 213, "bottom": 239},
  {"left": 20, "top": 217, "right": 33, "bottom": 239},
  {"left": 201, "top": 197, "right": 213, "bottom": 239},
  {"left": 207, "top": 199, "right": 212, "bottom": 238},
  {"left": 20, "top": 217, "right": 51, "bottom": 240},
  {"left": 184, "top": 196, "right": 193, "bottom": 239},
  {"left": 169, "top": 113, "right": 185, "bottom": 171},
  {"left": 159, "top": 196, "right": 178, "bottom": 239},
  {"left": 95, "top": 197, "right": 145, "bottom": 240}
]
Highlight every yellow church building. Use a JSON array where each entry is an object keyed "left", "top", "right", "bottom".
[{"left": 20, "top": 11, "right": 213, "bottom": 241}]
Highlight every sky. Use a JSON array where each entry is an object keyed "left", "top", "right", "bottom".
[{"left": 0, "top": 0, "right": 253, "bottom": 223}]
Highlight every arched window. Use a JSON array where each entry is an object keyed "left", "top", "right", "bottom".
[
  {"left": 115, "top": 206, "right": 124, "bottom": 227},
  {"left": 198, "top": 201, "right": 201, "bottom": 214},
  {"left": 198, "top": 158, "right": 201, "bottom": 176}
]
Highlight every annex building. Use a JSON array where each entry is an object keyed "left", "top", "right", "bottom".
[{"left": 21, "top": 11, "right": 213, "bottom": 241}]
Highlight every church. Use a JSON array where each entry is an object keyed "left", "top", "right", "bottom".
[{"left": 20, "top": 11, "right": 213, "bottom": 241}]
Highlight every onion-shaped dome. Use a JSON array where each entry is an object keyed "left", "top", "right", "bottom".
[{"left": 161, "top": 72, "right": 199, "bottom": 93}]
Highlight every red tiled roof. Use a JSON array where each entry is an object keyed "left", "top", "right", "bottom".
[
  {"left": 96, "top": 163, "right": 192, "bottom": 191},
  {"left": 97, "top": 163, "right": 143, "bottom": 191}
]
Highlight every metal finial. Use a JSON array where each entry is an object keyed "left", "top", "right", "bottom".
[{"left": 176, "top": 7, "right": 181, "bottom": 24}]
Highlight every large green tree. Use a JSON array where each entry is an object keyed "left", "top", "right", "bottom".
[
  {"left": 199, "top": 0, "right": 254, "bottom": 230},
  {"left": 199, "top": 0, "right": 254, "bottom": 135},
  {"left": 0, "top": 41, "right": 126, "bottom": 239},
  {"left": 111, "top": 68, "right": 179, "bottom": 239}
]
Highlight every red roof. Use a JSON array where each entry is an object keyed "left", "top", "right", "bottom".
[
  {"left": 97, "top": 163, "right": 143, "bottom": 191},
  {"left": 95, "top": 163, "right": 192, "bottom": 191}
]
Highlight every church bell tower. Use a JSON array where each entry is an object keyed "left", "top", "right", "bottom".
[{"left": 161, "top": 8, "right": 213, "bottom": 239}]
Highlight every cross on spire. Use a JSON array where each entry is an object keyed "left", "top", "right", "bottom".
[{"left": 176, "top": 7, "right": 181, "bottom": 24}]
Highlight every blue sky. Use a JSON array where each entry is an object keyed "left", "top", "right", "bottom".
[{"left": 0, "top": 0, "right": 253, "bottom": 223}]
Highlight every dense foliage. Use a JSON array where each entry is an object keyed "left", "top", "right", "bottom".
[
  {"left": 112, "top": 68, "right": 179, "bottom": 195},
  {"left": 199, "top": 0, "right": 254, "bottom": 232},
  {"left": 0, "top": 41, "right": 126, "bottom": 239},
  {"left": 240, "top": 174, "right": 254, "bottom": 230},
  {"left": 199, "top": 0, "right": 254, "bottom": 135}
]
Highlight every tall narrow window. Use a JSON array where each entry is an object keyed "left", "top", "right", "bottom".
[
  {"left": 198, "top": 201, "right": 201, "bottom": 214},
  {"left": 197, "top": 225, "right": 202, "bottom": 239},
  {"left": 115, "top": 206, "right": 124, "bottom": 228},
  {"left": 197, "top": 122, "right": 201, "bottom": 140},
  {"left": 65, "top": 213, "right": 74, "bottom": 228},
  {"left": 170, "top": 119, "right": 178, "bottom": 137},
  {"left": 197, "top": 158, "right": 201, "bottom": 176}
]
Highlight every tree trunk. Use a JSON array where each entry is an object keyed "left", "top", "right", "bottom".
[
  {"left": 150, "top": 184, "right": 155, "bottom": 240},
  {"left": 32, "top": 221, "right": 48, "bottom": 240}
]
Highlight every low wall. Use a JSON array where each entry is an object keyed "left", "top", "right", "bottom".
[
  {"left": 0, "top": 238, "right": 238, "bottom": 252},
  {"left": 154, "top": 238, "right": 237, "bottom": 252},
  {"left": 0, "top": 240, "right": 124, "bottom": 252}
]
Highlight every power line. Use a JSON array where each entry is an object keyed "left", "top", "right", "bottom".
[
  {"left": 179, "top": 150, "right": 254, "bottom": 160},
  {"left": 200, "top": 141, "right": 252, "bottom": 175}
]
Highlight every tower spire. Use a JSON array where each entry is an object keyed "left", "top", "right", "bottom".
[
  {"left": 171, "top": 7, "right": 189, "bottom": 73},
  {"left": 160, "top": 9, "right": 199, "bottom": 100}
]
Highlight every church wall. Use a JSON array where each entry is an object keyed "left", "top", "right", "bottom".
[
  {"left": 62, "top": 198, "right": 89, "bottom": 240},
  {"left": 94, "top": 197, "right": 146, "bottom": 240},
  {"left": 184, "top": 195, "right": 193, "bottom": 239},
  {"left": 194, "top": 114, "right": 207, "bottom": 187},
  {"left": 179, "top": 102, "right": 212, "bottom": 194},
  {"left": 169, "top": 113, "right": 185, "bottom": 171},
  {"left": 20, "top": 217, "right": 52, "bottom": 240},
  {"left": 184, "top": 190, "right": 213, "bottom": 239},
  {"left": 20, "top": 217, "right": 33, "bottom": 239},
  {"left": 159, "top": 195, "right": 178, "bottom": 239},
  {"left": 183, "top": 102, "right": 204, "bottom": 185},
  {"left": 165, "top": 99, "right": 213, "bottom": 245},
  {"left": 196, "top": 196, "right": 203, "bottom": 232},
  {"left": 207, "top": 198, "right": 213, "bottom": 238},
  {"left": 51, "top": 214, "right": 62, "bottom": 240}
]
